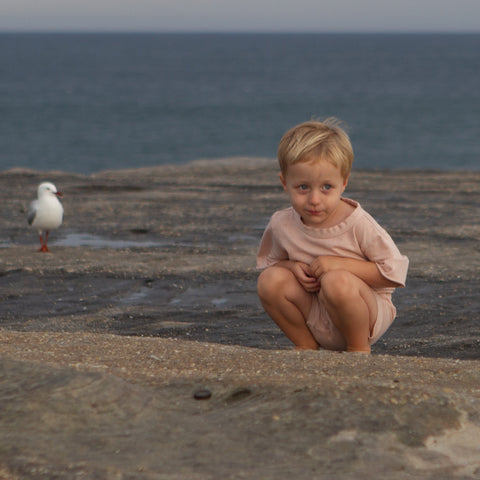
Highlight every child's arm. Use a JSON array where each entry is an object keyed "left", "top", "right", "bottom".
[{"left": 309, "top": 255, "right": 401, "bottom": 289}]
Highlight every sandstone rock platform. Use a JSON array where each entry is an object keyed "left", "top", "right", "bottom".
[{"left": 0, "top": 159, "right": 479, "bottom": 478}]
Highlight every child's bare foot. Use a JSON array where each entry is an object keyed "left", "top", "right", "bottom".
[
  {"left": 294, "top": 345, "right": 319, "bottom": 351},
  {"left": 346, "top": 347, "right": 371, "bottom": 354}
]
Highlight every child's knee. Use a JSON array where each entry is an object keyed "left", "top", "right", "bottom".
[
  {"left": 257, "top": 267, "right": 276, "bottom": 299},
  {"left": 257, "top": 266, "right": 290, "bottom": 300},
  {"left": 320, "top": 270, "right": 356, "bottom": 304}
]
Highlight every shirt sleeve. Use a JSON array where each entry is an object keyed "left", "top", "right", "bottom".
[
  {"left": 256, "top": 216, "right": 289, "bottom": 269},
  {"left": 355, "top": 215, "right": 409, "bottom": 287}
]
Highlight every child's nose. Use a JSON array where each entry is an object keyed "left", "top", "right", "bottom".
[{"left": 309, "top": 189, "right": 322, "bottom": 205}]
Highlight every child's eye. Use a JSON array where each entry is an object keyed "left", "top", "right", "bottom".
[
  {"left": 298, "top": 184, "right": 309, "bottom": 191},
  {"left": 322, "top": 184, "right": 332, "bottom": 191}
]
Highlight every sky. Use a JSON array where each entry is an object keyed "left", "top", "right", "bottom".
[{"left": 1, "top": 0, "right": 479, "bottom": 33}]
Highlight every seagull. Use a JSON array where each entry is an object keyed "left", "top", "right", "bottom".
[{"left": 27, "top": 182, "right": 64, "bottom": 252}]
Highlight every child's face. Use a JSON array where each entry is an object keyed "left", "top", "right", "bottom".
[{"left": 280, "top": 157, "right": 349, "bottom": 228}]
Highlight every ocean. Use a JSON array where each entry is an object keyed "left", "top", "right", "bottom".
[{"left": 0, "top": 33, "right": 479, "bottom": 174}]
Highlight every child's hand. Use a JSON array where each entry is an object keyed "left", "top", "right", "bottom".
[
  {"left": 291, "top": 261, "right": 321, "bottom": 293},
  {"left": 309, "top": 255, "right": 343, "bottom": 279}
]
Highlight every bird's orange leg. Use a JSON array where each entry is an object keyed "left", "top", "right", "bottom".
[{"left": 38, "top": 232, "right": 50, "bottom": 252}]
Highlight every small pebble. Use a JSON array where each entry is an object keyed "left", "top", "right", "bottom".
[{"left": 194, "top": 389, "right": 212, "bottom": 400}]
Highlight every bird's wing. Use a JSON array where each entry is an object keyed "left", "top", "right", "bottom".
[{"left": 27, "top": 200, "right": 38, "bottom": 225}]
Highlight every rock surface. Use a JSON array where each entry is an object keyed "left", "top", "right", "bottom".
[{"left": 0, "top": 158, "right": 479, "bottom": 479}]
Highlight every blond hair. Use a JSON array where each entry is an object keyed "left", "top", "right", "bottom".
[{"left": 277, "top": 118, "right": 354, "bottom": 179}]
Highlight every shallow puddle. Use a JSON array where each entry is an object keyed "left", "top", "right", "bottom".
[{"left": 52, "top": 233, "right": 169, "bottom": 249}]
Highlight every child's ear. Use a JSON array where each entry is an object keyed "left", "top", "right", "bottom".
[
  {"left": 279, "top": 172, "right": 287, "bottom": 190},
  {"left": 342, "top": 174, "right": 350, "bottom": 193}
]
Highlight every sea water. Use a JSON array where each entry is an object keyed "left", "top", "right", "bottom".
[{"left": 0, "top": 33, "right": 479, "bottom": 174}]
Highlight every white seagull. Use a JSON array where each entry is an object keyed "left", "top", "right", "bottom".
[{"left": 27, "top": 182, "right": 64, "bottom": 252}]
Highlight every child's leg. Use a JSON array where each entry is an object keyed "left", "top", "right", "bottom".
[
  {"left": 319, "top": 270, "right": 378, "bottom": 353},
  {"left": 257, "top": 266, "right": 318, "bottom": 350}
]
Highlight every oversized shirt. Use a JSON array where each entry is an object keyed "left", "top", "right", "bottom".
[{"left": 257, "top": 198, "right": 409, "bottom": 297}]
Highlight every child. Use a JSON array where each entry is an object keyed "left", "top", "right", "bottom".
[{"left": 257, "top": 119, "right": 408, "bottom": 353}]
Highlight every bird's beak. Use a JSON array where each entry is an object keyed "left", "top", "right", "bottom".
[{"left": 55, "top": 191, "right": 63, "bottom": 197}]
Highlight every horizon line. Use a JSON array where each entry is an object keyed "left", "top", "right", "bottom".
[{"left": 0, "top": 29, "right": 480, "bottom": 35}]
